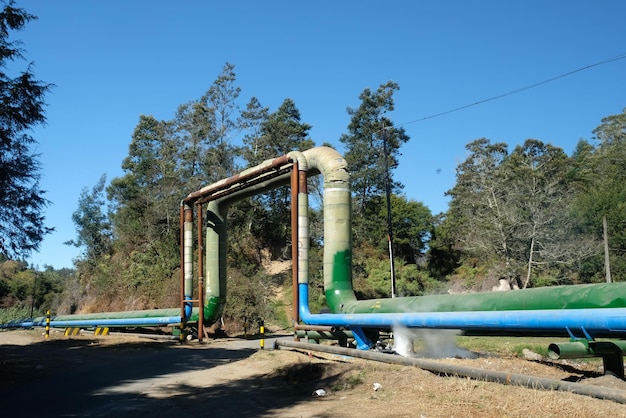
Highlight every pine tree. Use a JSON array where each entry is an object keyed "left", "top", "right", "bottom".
[{"left": 0, "top": 2, "right": 53, "bottom": 259}]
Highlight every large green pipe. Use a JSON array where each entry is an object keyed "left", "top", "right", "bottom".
[
  {"left": 302, "top": 147, "right": 357, "bottom": 310},
  {"left": 337, "top": 283, "right": 626, "bottom": 315}
]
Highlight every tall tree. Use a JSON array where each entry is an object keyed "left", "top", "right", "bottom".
[
  {"left": 247, "top": 98, "right": 313, "bottom": 164},
  {"left": 66, "top": 174, "right": 112, "bottom": 263},
  {"left": 242, "top": 98, "right": 314, "bottom": 257},
  {"left": 384, "top": 194, "right": 433, "bottom": 265},
  {"left": 239, "top": 96, "right": 269, "bottom": 165},
  {"left": 0, "top": 2, "right": 53, "bottom": 259},
  {"left": 339, "top": 81, "right": 409, "bottom": 245},
  {"left": 573, "top": 108, "right": 626, "bottom": 281},
  {"left": 445, "top": 138, "right": 598, "bottom": 287},
  {"left": 504, "top": 139, "right": 595, "bottom": 287},
  {"left": 444, "top": 138, "right": 513, "bottom": 275},
  {"left": 174, "top": 62, "right": 241, "bottom": 186},
  {"left": 108, "top": 115, "right": 181, "bottom": 250}
]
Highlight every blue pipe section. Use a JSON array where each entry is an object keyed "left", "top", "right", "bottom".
[
  {"left": 299, "top": 284, "right": 626, "bottom": 347},
  {"left": 4, "top": 316, "right": 183, "bottom": 329},
  {"left": 184, "top": 296, "right": 193, "bottom": 321}
]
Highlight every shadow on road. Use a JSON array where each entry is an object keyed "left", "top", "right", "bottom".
[{"left": 0, "top": 334, "right": 345, "bottom": 417}]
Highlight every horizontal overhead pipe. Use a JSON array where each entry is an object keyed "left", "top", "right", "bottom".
[
  {"left": 276, "top": 339, "right": 626, "bottom": 404},
  {"left": 184, "top": 155, "right": 292, "bottom": 204}
]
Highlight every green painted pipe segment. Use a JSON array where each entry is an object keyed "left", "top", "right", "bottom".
[
  {"left": 548, "top": 340, "right": 626, "bottom": 359},
  {"left": 35, "top": 308, "right": 189, "bottom": 324},
  {"left": 295, "top": 329, "right": 353, "bottom": 346},
  {"left": 548, "top": 340, "right": 626, "bottom": 378},
  {"left": 336, "top": 283, "right": 626, "bottom": 315}
]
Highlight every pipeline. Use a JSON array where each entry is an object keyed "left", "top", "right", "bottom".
[
  {"left": 1, "top": 308, "right": 192, "bottom": 329},
  {"left": 4, "top": 146, "right": 626, "bottom": 359},
  {"left": 287, "top": 147, "right": 626, "bottom": 349},
  {"left": 276, "top": 339, "right": 626, "bottom": 404}
]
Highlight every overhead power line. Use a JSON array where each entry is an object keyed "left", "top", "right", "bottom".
[{"left": 399, "top": 52, "right": 626, "bottom": 127}]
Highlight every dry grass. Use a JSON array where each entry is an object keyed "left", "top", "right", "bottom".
[{"left": 249, "top": 346, "right": 626, "bottom": 417}]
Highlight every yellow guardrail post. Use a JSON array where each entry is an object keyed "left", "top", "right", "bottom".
[
  {"left": 259, "top": 320, "right": 265, "bottom": 350},
  {"left": 45, "top": 310, "right": 50, "bottom": 339}
]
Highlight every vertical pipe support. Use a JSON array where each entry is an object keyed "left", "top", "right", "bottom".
[
  {"left": 290, "top": 163, "right": 299, "bottom": 325},
  {"left": 183, "top": 204, "right": 194, "bottom": 322},
  {"left": 196, "top": 203, "right": 204, "bottom": 341},
  {"left": 296, "top": 166, "right": 309, "bottom": 319},
  {"left": 179, "top": 204, "right": 185, "bottom": 324}
]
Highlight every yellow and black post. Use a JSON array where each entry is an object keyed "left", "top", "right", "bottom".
[
  {"left": 259, "top": 320, "right": 265, "bottom": 350},
  {"left": 45, "top": 310, "right": 50, "bottom": 339}
]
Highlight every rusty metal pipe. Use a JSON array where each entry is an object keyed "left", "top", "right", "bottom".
[
  {"left": 179, "top": 204, "right": 185, "bottom": 322},
  {"left": 184, "top": 155, "right": 292, "bottom": 204}
]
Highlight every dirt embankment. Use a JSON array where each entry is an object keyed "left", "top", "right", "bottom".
[{"left": 1, "top": 330, "right": 626, "bottom": 417}]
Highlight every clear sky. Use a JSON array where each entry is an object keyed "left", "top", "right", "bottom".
[{"left": 14, "top": 1, "right": 626, "bottom": 270}]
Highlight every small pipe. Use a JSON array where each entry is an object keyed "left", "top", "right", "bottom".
[
  {"left": 548, "top": 341, "right": 626, "bottom": 359},
  {"left": 294, "top": 324, "right": 336, "bottom": 332},
  {"left": 38, "top": 316, "right": 182, "bottom": 328},
  {"left": 276, "top": 340, "right": 626, "bottom": 404},
  {"left": 548, "top": 340, "right": 626, "bottom": 377},
  {"left": 294, "top": 330, "right": 353, "bottom": 346}
]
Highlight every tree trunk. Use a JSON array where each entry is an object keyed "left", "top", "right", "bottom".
[
  {"left": 603, "top": 215, "right": 612, "bottom": 283},
  {"left": 523, "top": 230, "right": 536, "bottom": 289}
]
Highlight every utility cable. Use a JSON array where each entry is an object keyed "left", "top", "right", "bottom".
[{"left": 397, "top": 52, "right": 626, "bottom": 128}]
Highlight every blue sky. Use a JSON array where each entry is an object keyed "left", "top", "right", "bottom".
[{"left": 14, "top": 1, "right": 626, "bottom": 269}]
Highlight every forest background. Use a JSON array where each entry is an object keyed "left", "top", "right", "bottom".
[{"left": 1, "top": 3, "right": 625, "bottom": 329}]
